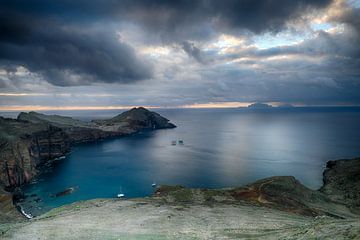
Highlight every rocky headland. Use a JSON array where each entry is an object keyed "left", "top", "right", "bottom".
[{"left": 0, "top": 107, "right": 175, "bottom": 221}]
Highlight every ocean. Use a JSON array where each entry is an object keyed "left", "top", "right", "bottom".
[{"left": 5, "top": 107, "right": 360, "bottom": 216}]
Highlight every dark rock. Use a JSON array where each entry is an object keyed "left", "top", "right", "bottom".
[
  {"left": 12, "top": 187, "right": 24, "bottom": 201},
  {"left": 0, "top": 188, "right": 23, "bottom": 223},
  {"left": 320, "top": 158, "right": 360, "bottom": 213},
  {"left": 53, "top": 187, "right": 77, "bottom": 197}
]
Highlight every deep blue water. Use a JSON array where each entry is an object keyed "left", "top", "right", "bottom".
[{"left": 10, "top": 107, "right": 360, "bottom": 215}]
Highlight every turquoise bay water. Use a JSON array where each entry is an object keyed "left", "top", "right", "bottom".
[{"left": 15, "top": 108, "right": 360, "bottom": 215}]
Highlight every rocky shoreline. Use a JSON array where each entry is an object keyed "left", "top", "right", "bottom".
[
  {"left": 154, "top": 158, "right": 360, "bottom": 218},
  {"left": 0, "top": 107, "right": 176, "bottom": 221},
  {"left": 0, "top": 158, "right": 359, "bottom": 239}
]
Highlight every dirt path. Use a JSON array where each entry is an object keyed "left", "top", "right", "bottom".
[{"left": 257, "top": 180, "right": 275, "bottom": 204}]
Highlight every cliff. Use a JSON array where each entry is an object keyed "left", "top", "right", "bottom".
[
  {"left": 0, "top": 117, "right": 70, "bottom": 188},
  {"left": 320, "top": 158, "right": 360, "bottom": 213},
  {"left": 16, "top": 111, "right": 123, "bottom": 144},
  {"left": 17, "top": 107, "right": 176, "bottom": 141},
  {"left": 0, "top": 107, "right": 176, "bottom": 215},
  {"left": 2, "top": 107, "right": 175, "bottom": 188}
]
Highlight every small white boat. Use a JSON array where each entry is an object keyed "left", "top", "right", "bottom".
[
  {"left": 178, "top": 140, "right": 184, "bottom": 145},
  {"left": 152, "top": 183, "right": 157, "bottom": 187},
  {"left": 117, "top": 187, "right": 125, "bottom": 198}
]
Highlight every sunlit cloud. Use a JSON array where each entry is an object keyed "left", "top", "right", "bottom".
[
  {"left": 0, "top": 93, "right": 120, "bottom": 97},
  {"left": 253, "top": 32, "right": 308, "bottom": 50},
  {"left": 181, "top": 102, "right": 251, "bottom": 109},
  {"left": 139, "top": 46, "right": 171, "bottom": 57},
  {"left": 0, "top": 93, "right": 49, "bottom": 96},
  {"left": 0, "top": 105, "right": 162, "bottom": 111}
]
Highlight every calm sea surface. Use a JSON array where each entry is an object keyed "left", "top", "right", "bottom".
[{"left": 4, "top": 108, "right": 360, "bottom": 216}]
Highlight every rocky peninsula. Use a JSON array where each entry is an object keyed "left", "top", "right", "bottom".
[{"left": 0, "top": 107, "right": 175, "bottom": 220}]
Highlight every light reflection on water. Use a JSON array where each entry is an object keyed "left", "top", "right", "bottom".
[{"left": 20, "top": 108, "right": 360, "bottom": 216}]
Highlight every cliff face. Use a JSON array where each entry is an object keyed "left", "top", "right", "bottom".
[
  {"left": 0, "top": 108, "right": 176, "bottom": 221},
  {"left": 0, "top": 188, "right": 23, "bottom": 223},
  {"left": 0, "top": 121, "right": 70, "bottom": 188},
  {"left": 320, "top": 158, "right": 360, "bottom": 213},
  {"left": 0, "top": 108, "right": 176, "bottom": 191}
]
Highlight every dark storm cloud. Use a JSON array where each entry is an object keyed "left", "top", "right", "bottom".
[
  {"left": 0, "top": 1, "right": 153, "bottom": 86},
  {"left": 0, "top": 0, "right": 334, "bottom": 42},
  {"left": 0, "top": 0, "right": 334, "bottom": 86},
  {"left": 118, "top": 0, "right": 333, "bottom": 41},
  {"left": 329, "top": 3, "right": 360, "bottom": 33},
  {"left": 181, "top": 41, "right": 207, "bottom": 63},
  {"left": 1, "top": 0, "right": 333, "bottom": 31},
  {"left": 0, "top": 25, "right": 152, "bottom": 86}
]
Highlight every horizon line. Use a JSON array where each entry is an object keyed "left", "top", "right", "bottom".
[{"left": 0, "top": 104, "right": 360, "bottom": 112}]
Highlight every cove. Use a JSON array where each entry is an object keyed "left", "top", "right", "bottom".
[{"left": 20, "top": 108, "right": 360, "bottom": 216}]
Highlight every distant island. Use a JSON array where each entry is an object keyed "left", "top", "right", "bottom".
[
  {"left": 246, "top": 103, "right": 296, "bottom": 109},
  {"left": 247, "top": 102, "right": 273, "bottom": 109}
]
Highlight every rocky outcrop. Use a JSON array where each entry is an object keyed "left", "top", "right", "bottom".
[
  {"left": 52, "top": 187, "right": 78, "bottom": 198},
  {"left": 154, "top": 158, "right": 360, "bottom": 218},
  {"left": 229, "top": 176, "right": 347, "bottom": 217},
  {"left": 320, "top": 158, "right": 360, "bottom": 213},
  {"left": 155, "top": 175, "right": 357, "bottom": 219},
  {"left": 92, "top": 107, "right": 176, "bottom": 132},
  {"left": 18, "top": 107, "right": 176, "bottom": 141}
]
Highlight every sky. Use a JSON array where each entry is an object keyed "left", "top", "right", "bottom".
[{"left": 0, "top": 0, "right": 359, "bottom": 110}]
